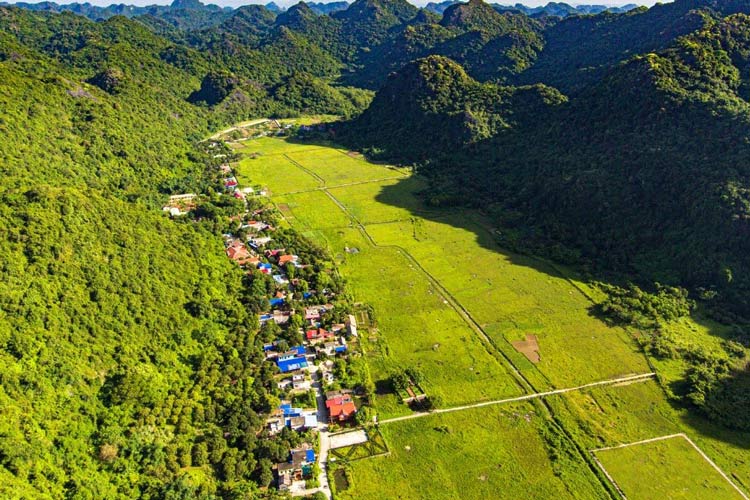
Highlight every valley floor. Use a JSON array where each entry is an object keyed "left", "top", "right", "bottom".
[{"left": 229, "top": 131, "right": 750, "bottom": 500}]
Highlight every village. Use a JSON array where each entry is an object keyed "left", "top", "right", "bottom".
[{"left": 162, "top": 137, "right": 367, "bottom": 498}]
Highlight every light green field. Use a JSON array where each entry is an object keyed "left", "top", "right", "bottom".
[
  {"left": 239, "top": 137, "right": 649, "bottom": 391},
  {"left": 285, "top": 148, "right": 407, "bottom": 185},
  {"left": 595, "top": 436, "right": 744, "bottom": 500},
  {"left": 234, "top": 149, "right": 320, "bottom": 194},
  {"left": 336, "top": 403, "right": 606, "bottom": 500},
  {"left": 231, "top": 135, "right": 749, "bottom": 500},
  {"left": 320, "top": 227, "right": 523, "bottom": 416},
  {"left": 550, "top": 379, "right": 750, "bottom": 494},
  {"left": 365, "top": 218, "right": 650, "bottom": 389},
  {"left": 274, "top": 191, "right": 352, "bottom": 230},
  {"left": 327, "top": 177, "right": 430, "bottom": 224}
]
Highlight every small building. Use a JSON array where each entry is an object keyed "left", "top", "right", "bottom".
[
  {"left": 306, "top": 328, "right": 334, "bottom": 345},
  {"left": 273, "top": 274, "right": 289, "bottom": 285},
  {"left": 277, "top": 353, "right": 308, "bottom": 373},
  {"left": 276, "top": 443, "right": 316, "bottom": 489},
  {"left": 305, "top": 307, "right": 321, "bottom": 321},
  {"left": 248, "top": 236, "right": 272, "bottom": 248},
  {"left": 346, "top": 314, "right": 358, "bottom": 337},
  {"left": 226, "top": 241, "right": 253, "bottom": 265},
  {"left": 278, "top": 254, "right": 299, "bottom": 266},
  {"left": 292, "top": 373, "right": 310, "bottom": 391},
  {"left": 325, "top": 392, "right": 356, "bottom": 423},
  {"left": 316, "top": 337, "right": 347, "bottom": 357}
]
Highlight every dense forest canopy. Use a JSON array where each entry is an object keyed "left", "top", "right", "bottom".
[{"left": 2, "top": 0, "right": 750, "bottom": 495}]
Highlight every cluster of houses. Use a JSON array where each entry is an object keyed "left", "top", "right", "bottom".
[{"left": 174, "top": 150, "right": 363, "bottom": 493}]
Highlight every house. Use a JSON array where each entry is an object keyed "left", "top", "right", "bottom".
[
  {"left": 276, "top": 444, "right": 316, "bottom": 489},
  {"left": 268, "top": 404, "right": 317, "bottom": 434},
  {"left": 346, "top": 314, "right": 358, "bottom": 337},
  {"left": 258, "top": 263, "right": 272, "bottom": 274},
  {"left": 242, "top": 220, "right": 269, "bottom": 232},
  {"left": 331, "top": 323, "right": 346, "bottom": 334},
  {"left": 316, "top": 337, "right": 347, "bottom": 357},
  {"left": 306, "top": 328, "right": 334, "bottom": 345},
  {"left": 322, "top": 371, "right": 334, "bottom": 384},
  {"left": 291, "top": 444, "right": 315, "bottom": 468},
  {"left": 278, "top": 254, "right": 299, "bottom": 266},
  {"left": 304, "top": 307, "right": 321, "bottom": 321},
  {"left": 248, "top": 236, "right": 272, "bottom": 248},
  {"left": 265, "top": 248, "right": 285, "bottom": 258},
  {"left": 224, "top": 177, "right": 238, "bottom": 189},
  {"left": 232, "top": 190, "right": 245, "bottom": 200},
  {"left": 162, "top": 206, "right": 183, "bottom": 217},
  {"left": 325, "top": 392, "right": 356, "bottom": 422},
  {"left": 270, "top": 297, "right": 285, "bottom": 307},
  {"left": 273, "top": 310, "right": 292, "bottom": 325},
  {"left": 292, "top": 373, "right": 311, "bottom": 391},
  {"left": 277, "top": 352, "right": 308, "bottom": 373},
  {"left": 273, "top": 274, "right": 289, "bottom": 285},
  {"left": 226, "top": 241, "right": 252, "bottom": 265}
]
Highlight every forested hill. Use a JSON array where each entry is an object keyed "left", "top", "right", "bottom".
[
  {"left": 344, "top": 11, "right": 750, "bottom": 320},
  {"left": 0, "top": 6, "right": 363, "bottom": 497}
]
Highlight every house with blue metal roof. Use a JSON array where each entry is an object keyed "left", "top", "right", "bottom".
[{"left": 277, "top": 355, "right": 308, "bottom": 373}]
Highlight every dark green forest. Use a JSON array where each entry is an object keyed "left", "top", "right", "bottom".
[{"left": 2, "top": 0, "right": 750, "bottom": 496}]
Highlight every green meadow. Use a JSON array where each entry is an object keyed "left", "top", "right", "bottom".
[
  {"left": 336, "top": 403, "right": 607, "bottom": 500},
  {"left": 232, "top": 135, "right": 749, "bottom": 499},
  {"left": 321, "top": 227, "right": 523, "bottom": 415},
  {"left": 595, "top": 437, "right": 745, "bottom": 500},
  {"left": 549, "top": 379, "right": 750, "bottom": 493},
  {"left": 365, "top": 218, "right": 650, "bottom": 389}
]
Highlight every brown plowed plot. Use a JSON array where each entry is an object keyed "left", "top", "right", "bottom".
[
  {"left": 277, "top": 203, "right": 291, "bottom": 216},
  {"left": 512, "top": 334, "right": 540, "bottom": 363}
]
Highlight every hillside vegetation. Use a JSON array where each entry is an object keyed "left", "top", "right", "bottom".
[{"left": 3, "top": 0, "right": 750, "bottom": 495}]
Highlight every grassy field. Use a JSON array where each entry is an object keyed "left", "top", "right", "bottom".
[
  {"left": 364, "top": 216, "right": 650, "bottom": 390},
  {"left": 594, "top": 436, "right": 745, "bottom": 500},
  {"left": 274, "top": 191, "right": 352, "bottom": 230},
  {"left": 549, "top": 379, "right": 750, "bottom": 494},
  {"left": 336, "top": 403, "right": 607, "bottom": 500},
  {"left": 230, "top": 135, "right": 749, "bottom": 499},
  {"left": 239, "top": 137, "right": 650, "bottom": 391},
  {"left": 284, "top": 148, "right": 407, "bottom": 185},
  {"left": 319, "top": 227, "right": 523, "bottom": 417}
]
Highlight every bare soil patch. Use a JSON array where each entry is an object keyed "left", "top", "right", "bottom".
[{"left": 512, "top": 334, "right": 540, "bottom": 363}]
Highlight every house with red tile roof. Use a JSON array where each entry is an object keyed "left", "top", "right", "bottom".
[
  {"left": 325, "top": 392, "right": 356, "bottom": 422},
  {"left": 226, "top": 241, "right": 252, "bottom": 265},
  {"left": 305, "top": 328, "right": 334, "bottom": 345},
  {"left": 278, "top": 254, "right": 299, "bottom": 266}
]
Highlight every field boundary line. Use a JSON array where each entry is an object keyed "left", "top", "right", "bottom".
[
  {"left": 283, "top": 154, "right": 326, "bottom": 186},
  {"left": 590, "top": 433, "right": 749, "bottom": 500},
  {"left": 379, "top": 373, "right": 656, "bottom": 424}
]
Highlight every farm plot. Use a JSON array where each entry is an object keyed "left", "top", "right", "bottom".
[
  {"left": 318, "top": 227, "right": 523, "bottom": 417},
  {"left": 365, "top": 217, "right": 650, "bottom": 389},
  {"left": 593, "top": 435, "right": 746, "bottom": 500},
  {"left": 336, "top": 403, "right": 607, "bottom": 500},
  {"left": 327, "top": 176, "right": 431, "bottom": 225},
  {"left": 273, "top": 191, "right": 352, "bottom": 230},
  {"left": 234, "top": 150, "right": 320, "bottom": 194},
  {"left": 285, "top": 148, "right": 406, "bottom": 185},
  {"left": 549, "top": 379, "right": 750, "bottom": 496}
]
